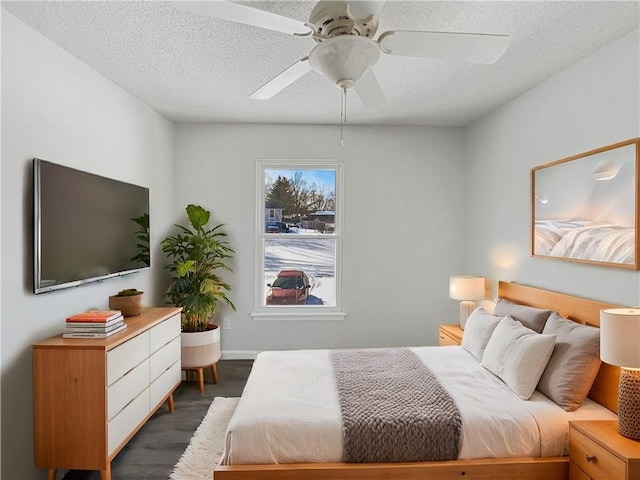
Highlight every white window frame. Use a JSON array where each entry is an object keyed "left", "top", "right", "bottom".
[{"left": 252, "top": 159, "right": 345, "bottom": 321}]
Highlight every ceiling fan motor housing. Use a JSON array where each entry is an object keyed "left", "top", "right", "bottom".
[{"left": 310, "top": 1, "right": 379, "bottom": 40}]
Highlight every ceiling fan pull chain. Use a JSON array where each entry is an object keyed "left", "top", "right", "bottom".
[
  {"left": 344, "top": 87, "right": 348, "bottom": 124},
  {"left": 339, "top": 87, "right": 348, "bottom": 146},
  {"left": 340, "top": 88, "right": 344, "bottom": 146}
]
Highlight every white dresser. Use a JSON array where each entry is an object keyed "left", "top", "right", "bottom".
[{"left": 33, "top": 307, "right": 182, "bottom": 480}]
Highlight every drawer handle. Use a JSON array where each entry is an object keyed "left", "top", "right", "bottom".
[{"left": 585, "top": 454, "right": 596, "bottom": 462}]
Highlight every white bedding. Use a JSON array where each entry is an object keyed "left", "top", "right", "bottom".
[
  {"left": 535, "top": 219, "right": 635, "bottom": 264},
  {"left": 220, "top": 346, "right": 616, "bottom": 465}
]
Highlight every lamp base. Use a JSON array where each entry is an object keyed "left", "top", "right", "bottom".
[
  {"left": 618, "top": 368, "right": 640, "bottom": 440},
  {"left": 459, "top": 301, "right": 476, "bottom": 330}
]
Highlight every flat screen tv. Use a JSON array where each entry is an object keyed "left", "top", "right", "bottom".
[{"left": 33, "top": 158, "right": 150, "bottom": 294}]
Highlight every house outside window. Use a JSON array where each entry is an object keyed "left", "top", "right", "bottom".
[
  {"left": 266, "top": 208, "right": 280, "bottom": 223},
  {"left": 252, "top": 160, "right": 345, "bottom": 321}
]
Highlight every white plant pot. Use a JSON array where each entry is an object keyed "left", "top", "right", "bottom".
[{"left": 180, "top": 324, "right": 221, "bottom": 369}]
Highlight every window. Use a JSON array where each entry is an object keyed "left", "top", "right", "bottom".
[{"left": 253, "top": 160, "right": 344, "bottom": 320}]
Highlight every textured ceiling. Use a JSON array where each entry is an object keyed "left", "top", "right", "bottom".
[{"left": 3, "top": 1, "right": 639, "bottom": 126}]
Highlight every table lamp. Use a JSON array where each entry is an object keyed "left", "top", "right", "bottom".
[
  {"left": 449, "top": 276, "right": 485, "bottom": 329},
  {"left": 600, "top": 308, "right": 640, "bottom": 440}
]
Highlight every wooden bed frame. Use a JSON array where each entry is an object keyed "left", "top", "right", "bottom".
[{"left": 214, "top": 281, "right": 620, "bottom": 480}]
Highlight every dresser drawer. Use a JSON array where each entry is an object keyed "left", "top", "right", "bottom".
[
  {"left": 108, "top": 388, "right": 149, "bottom": 455},
  {"left": 150, "top": 360, "right": 181, "bottom": 410},
  {"left": 149, "top": 314, "right": 180, "bottom": 354},
  {"left": 569, "top": 462, "right": 591, "bottom": 480},
  {"left": 107, "top": 331, "right": 149, "bottom": 386},
  {"left": 570, "top": 427, "right": 626, "bottom": 480},
  {"left": 149, "top": 336, "right": 180, "bottom": 383},
  {"left": 107, "top": 358, "right": 149, "bottom": 421},
  {"left": 439, "top": 330, "right": 458, "bottom": 346}
]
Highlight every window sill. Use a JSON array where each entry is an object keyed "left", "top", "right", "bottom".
[{"left": 251, "top": 311, "right": 347, "bottom": 322}]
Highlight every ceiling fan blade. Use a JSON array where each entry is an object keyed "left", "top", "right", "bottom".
[
  {"left": 250, "top": 57, "right": 312, "bottom": 100},
  {"left": 378, "top": 30, "right": 510, "bottom": 64},
  {"left": 354, "top": 69, "right": 387, "bottom": 111},
  {"left": 348, "top": 1, "right": 386, "bottom": 20},
  {"left": 173, "top": 1, "right": 312, "bottom": 36}
]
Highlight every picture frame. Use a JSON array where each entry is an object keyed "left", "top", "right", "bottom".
[{"left": 531, "top": 138, "right": 640, "bottom": 270}]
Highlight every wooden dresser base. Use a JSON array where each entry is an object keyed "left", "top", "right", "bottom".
[
  {"left": 45, "top": 392, "right": 175, "bottom": 480},
  {"left": 33, "top": 307, "right": 182, "bottom": 480}
]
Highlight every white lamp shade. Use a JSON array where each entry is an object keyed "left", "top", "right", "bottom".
[
  {"left": 600, "top": 308, "right": 640, "bottom": 368},
  {"left": 449, "top": 276, "right": 485, "bottom": 301},
  {"left": 309, "top": 36, "right": 380, "bottom": 88}
]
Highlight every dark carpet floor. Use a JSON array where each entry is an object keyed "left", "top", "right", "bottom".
[{"left": 62, "top": 359, "right": 253, "bottom": 480}]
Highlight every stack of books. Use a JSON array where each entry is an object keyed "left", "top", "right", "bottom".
[{"left": 63, "top": 310, "right": 127, "bottom": 338}]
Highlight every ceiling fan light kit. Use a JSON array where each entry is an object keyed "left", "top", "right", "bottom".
[{"left": 309, "top": 36, "right": 380, "bottom": 89}]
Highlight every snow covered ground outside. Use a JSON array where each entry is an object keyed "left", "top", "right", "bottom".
[{"left": 264, "top": 229, "right": 336, "bottom": 306}]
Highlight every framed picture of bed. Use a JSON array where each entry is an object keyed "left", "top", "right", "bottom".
[{"left": 531, "top": 138, "right": 640, "bottom": 269}]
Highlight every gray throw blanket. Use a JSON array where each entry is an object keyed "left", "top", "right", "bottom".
[{"left": 330, "top": 348, "right": 461, "bottom": 463}]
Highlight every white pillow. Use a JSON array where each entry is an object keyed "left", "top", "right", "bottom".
[
  {"left": 461, "top": 307, "right": 502, "bottom": 361},
  {"left": 481, "top": 316, "right": 557, "bottom": 400}
]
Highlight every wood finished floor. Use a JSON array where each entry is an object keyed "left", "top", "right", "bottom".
[{"left": 61, "top": 359, "right": 253, "bottom": 480}]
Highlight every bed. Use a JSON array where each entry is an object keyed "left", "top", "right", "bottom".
[{"left": 214, "top": 282, "right": 621, "bottom": 480}]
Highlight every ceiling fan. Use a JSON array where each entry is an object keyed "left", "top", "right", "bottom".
[{"left": 173, "top": 1, "right": 510, "bottom": 111}]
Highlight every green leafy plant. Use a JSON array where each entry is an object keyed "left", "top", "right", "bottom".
[
  {"left": 161, "top": 204, "right": 235, "bottom": 332},
  {"left": 116, "top": 288, "right": 143, "bottom": 296},
  {"left": 130, "top": 213, "right": 150, "bottom": 267}
]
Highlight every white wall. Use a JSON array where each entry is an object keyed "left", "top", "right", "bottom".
[
  {"left": 464, "top": 29, "right": 640, "bottom": 306},
  {"left": 174, "top": 123, "right": 467, "bottom": 355},
  {"left": 1, "top": 12, "right": 176, "bottom": 480}
]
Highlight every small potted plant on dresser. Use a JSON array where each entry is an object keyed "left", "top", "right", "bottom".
[
  {"left": 108, "top": 288, "right": 144, "bottom": 317},
  {"left": 161, "top": 204, "right": 235, "bottom": 392}
]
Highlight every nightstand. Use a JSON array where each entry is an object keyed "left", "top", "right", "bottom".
[
  {"left": 569, "top": 420, "right": 640, "bottom": 480},
  {"left": 438, "top": 324, "right": 463, "bottom": 346}
]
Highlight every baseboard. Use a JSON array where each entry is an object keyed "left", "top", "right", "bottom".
[{"left": 221, "top": 350, "right": 259, "bottom": 360}]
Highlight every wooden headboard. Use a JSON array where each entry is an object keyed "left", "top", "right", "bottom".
[{"left": 498, "top": 281, "right": 620, "bottom": 413}]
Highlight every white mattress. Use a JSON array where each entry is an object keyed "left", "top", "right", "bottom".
[{"left": 220, "top": 346, "right": 616, "bottom": 465}]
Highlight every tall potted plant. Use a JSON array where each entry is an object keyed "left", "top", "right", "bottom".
[
  {"left": 161, "top": 204, "right": 235, "bottom": 379},
  {"left": 130, "top": 213, "right": 150, "bottom": 267}
]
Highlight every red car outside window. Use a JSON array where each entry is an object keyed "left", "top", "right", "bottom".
[{"left": 266, "top": 270, "right": 311, "bottom": 305}]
